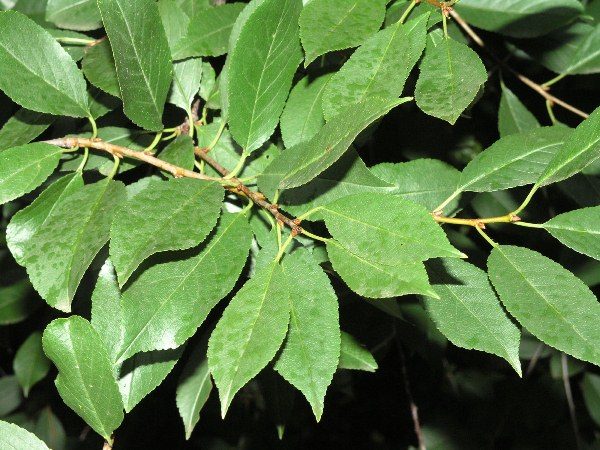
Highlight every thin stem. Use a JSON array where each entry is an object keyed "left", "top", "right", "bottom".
[
  {"left": 399, "top": 0, "right": 419, "bottom": 24},
  {"left": 276, "top": 222, "right": 283, "bottom": 250},
  {"left": 474, "top": 225, "right": 498, "bottom": 248},
  {"left": 56, "top": 37, "right": 96, "bottom": 45},
  {"left": 434, "top": 213, "right": 518, "bottom": 228},
  {"left": 76, "top": 147, "right": 89, "bottom": 172},
  {"left": 433, "top": 189, "right": 462, "bottom": 214},
  {"left": 161, "top": 131, "right": 178, "bottom": 141},
  {"left": 240, "top": 199, "right": 254, "bottom": 215},
  {"left": 301, "top": 229, "right": 330, "bottom": 243},
  {"left": 449, "top": 9, "right": 588, "bottom": 119},
  {"left": 275, "top": 233, "right": 294, "bottom": 262},
  {"left": 543, "top": 72, "right": 567, "bottom": 88},
  {"left": 512, "top": 185, "right": 539, "bottom": 216},
  {"left": 224, "top": 151, "right": 248, "bottom": 179},
  {"left": 296, "top": 206, "right": 324, "bottom": 222},
  {"left": 546, "top": 99, "right": 558, "bottom": 125},
  {"left": 442, "top": 12, "right": 449, "bottom": 38},
  {"left": 145, "top": 132, "right": 163, "bottom": 153},
  {"left": 514, "top": 221, "right": 544, "bottom": 229},
  {"left": 186, "top": 108, "right": 195, "bottom": 138},
  {"left": 88, "top": 115, "right": 98, "bottom": 139},
  {"left": 207, "top": 118, "right": 227, "bottom": 151},
  {"left": 108, "top": 155, "right": 120, "bottom": 179},
  {"left": 561, "top": 353, "right": 582, "bottom": 450}
]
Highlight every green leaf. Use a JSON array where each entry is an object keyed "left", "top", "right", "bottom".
[
  {"left": 583, "top": 373, "right": 600, "bottom": 427},
  {"left": 0, "top": 279, "right": 38, "bottom": 325},
  {"left": 172, "top": 3, "right": 246, "bottom": 59},
  {"left": 0, "top": 376, "right": 22, "bottom": 416},
  {"left": 227, "top": 0, "right": 303, "bottom": 152},
  {"left": 459, "top": 126, "right": 570, "bottom": 193},
  {"left": 299, "top": 0, "right": 386, "bottom": 66},
  {"left": 543, "top": 207, "right": 600, "bottom": 261},
  {"left": 424, "top": 259, "right": 521, "bottom": 375},
  {"left": 198, "top": 61, "right": 218, "bottom": 107},
  {"left": 0, "top": 143, "right": 63, "bottom": 205},
  {"left": 169, "top": 57, "right": 203, "bottom": 112},
  {"left": 91, "top": 260, "right": 123, "bottom": 364},
  {"left": 119, "top": 348, "right": 183, "bottom": 413},
  {"left": 45, "top": 0, "right": 101, "bottom": 31},
  {"left": 259, "top": 97, "right": 407, "bottom": 196},
  {"left": 82, "top": 39, "right": 120, "bottom": 98},
  {"left": 13, "top": 332, "right": 51, "bottom": 397},
  {"left": 208, "top": 259, "right": 290, "bottom": 418},
  {"left": 33, "top": 408, "right": 66, "bottom": 450},
  {"left": 322, "top": 14, "right": 427, "bottom": 120},
  {"left": 321, "top": 193, "right": 463, "bottom": 265},
  {"left": 6, "top": 174, "right": 83, "bottom": 265},
  {"left": 275, "top": 250, "right": 340, "bottom": 421},
  {"left": 110, "top": 178, "right": 223, "bottom": 286},
  {"left": 0, "top": 420, "right": 50, "bottom": 450},
  {"left": 176, "top": 338, "right": 213, "bottom": 440},
  {"left": 498, "top": 82, "right": 540, "bottom": 137},
  {"left": 158, "top": 135, "right": 195, "bottom": 174},
  {"left": 415, "top": 37, "right": 487, "bottom": 124},
  {"left": 0, "top": 109, "right": 54, "bottom": 152},
  {"left": 96, "top": 0, "right": 173, "bottom": 131},
  {"left": 338, "top": 331, "right": 377, "bottom": 372},
  {"left": 117, "top": 212, "right": 252, "bottom": 362},
  {"left": 16, "top": 179, "right": 126, "bottom": 312},
  {"left": 488, "top": 245, "right": 600, "bottom": 368},
  {"left": 370, "top": 159, "right": 461, "bottom": 211},
  {"left": 158, "top": 0, "right": 189, "bottom": 53},
  {"left": 280, "top": 73, "right": 332, "bottom": 148},
  {"left": 279, "top": 149, "right": 391, "bottom": 218},
  {"left": 0, "top": 11, "right": 89, "bottom": 117},
  {"left": 536, "top": 106, "right": 600, "bottom": 186},
  {"left": 327, "top": 240, "right": 437, "bottom": 299},
  {"left": 455, "top": 0, "right": 584, "bottom": 38},
  {"left": 42, "top": 317, "right": 124, "bottom": 442}
]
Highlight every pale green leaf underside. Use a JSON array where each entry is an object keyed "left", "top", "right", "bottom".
[{"left": 544, "top": 206, "right": 600, "bottom": 261}]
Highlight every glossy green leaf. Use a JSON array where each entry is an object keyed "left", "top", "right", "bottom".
[
  {"left": 7, "top": 174, "right": 83, "bottom": 264},
  {"left": 42, "top": 316, "right": 124, "bottom": 442},
  {"left": 0, "top": 143, "right": 63, "bottom": 205},
  {"left": 169, "top": 57, "right": 203, "bottom": 112},
  {"left": 117, "top": 212, "right": 252, "bottom": 362},
  {"left": 227, "top": 0, "right": 302, "bottom": 152},
  {"left": 327, "top": 240, "right": 437, "bottom": 299},
  {"left": 82, "top": 39, "right": 120, "bottom": 98},
  {"left": 0, "top": 109, "right": 53, "bottom": 152},
  {"left": 16, "top": 179, "right": 126, "bottom": 312},
  {"left": 260, "top": 97, "right": 407, "bottom": 195},
  {"left": 110, "top": 178, "right": 224, "bottom": 286},
  {"left": 172, "top": 3, "right": 246, "bottom": 59},
  {"left": 455, "top": 0, "right": 584, "bottom": 38},
  {"left": 119, "top": 348, "right": 183, "bottom": 413},
  {"left": 0, "top": 420, "right": 50, "bottom": 450},
  {"left": 275, "top": 250, "right": 340, "bottom": 421},
  {"left": 321, "top": 193, "right": 463, "bottom": 265},
  {"left": 208, "top": 259, "right": 290, "bottom": 417},
  {"left": 0, "top": 11, "right": 89, "bottom": 117},
  {"left": 45, "top": 0, "right": 101, "bottom": 31},
  {"left": 543, "top": 207, "right": 600, "bottom": 261},
  {"left": 536, "top": 106, "right": 600, "bottom": 186},
  {"left": 158, "top": 0, "right": 189, "bottom": 53},
  {"left": 176, "top": 339, "right": 212, "bottom": 440},
  {"left": 338, "top": 331, "right": 377, "bottom": 372},
  {"left": 158, "top": 135, "right": 195, "bottom": 174},
  {"left": 424, "top": 259, "right": 521, "bottom": 375},
  {"left": 498, "top": 83, "right": 540, "bottom": 137},
  {"left": 299, "top": 0, "right": 386, "bottom": 66},
  {"left": 13, "top": 332, "right": 51, "bottom": 397},
  {"left": 459, "top": 126, "right": 570, "bottom": 192},
  {"left": 90, "top": 260, "right": 123, "bottom": 364},
  {"left": 280, "top": 73, "right": 332, "bottom": 148},
  {"left": 488, "top": 245, "right": 600, "bottom": 368},
  {"left": 279, "top": 149, "right": 391, "bottom": 218},
  {"left": 96, "top": 0, "right": 173, "bottom": 131},
  {"left": 322, "top": 14, "right": 427, "bottom": 120},
  {"left": 370, "top": 159, "right": 461, "bottom": 211},
  {"left": 415, "top": 37, "right": 487, "bottom": 124}
]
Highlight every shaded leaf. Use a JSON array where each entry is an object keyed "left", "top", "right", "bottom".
[
  {"left": 42, "top": 316, "right": 124, "bottom": 442},
  {"left": 45, "top": 0, "right": 101, "bottom": 31},
  {"left": 158, "top": 135, "right": 195, "bottom": 174},
  {"left": 13, "top": 332, "right": 51, "bottom": 397},
  {"left": 0, "top": 109, "right": 54, "bottom": 152},
  {"left": 498, "top": 82, "right": 540, "bottom": 137},
  {"left": 82, "top": 39, "right": 120, "bottom": 98},
  {"left": 338, "top": 331, "right": 377, "bottom": 372},
  {"left": 33, "top": 408, "right": 66, "bottom": 450}
]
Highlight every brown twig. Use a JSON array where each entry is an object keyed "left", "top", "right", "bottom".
[
  {"left": 45, "top": 137, "right": 303, "bottom": 237},
  {"left": 449, "top": 9, "right": 589, "bottom": 119}
]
